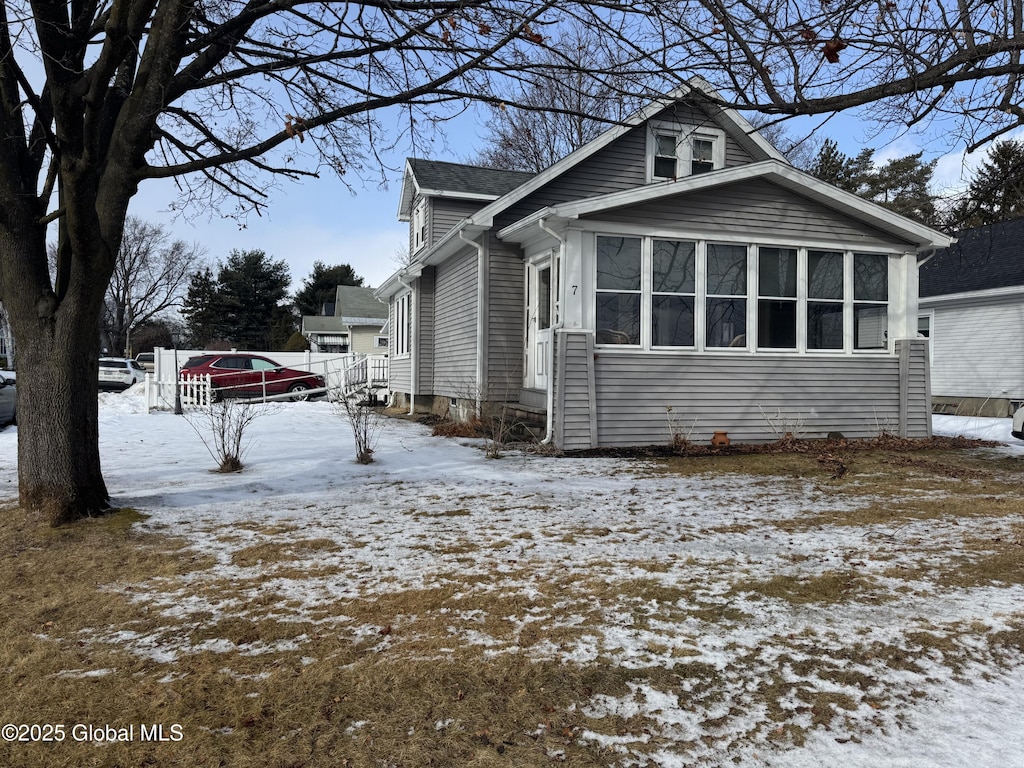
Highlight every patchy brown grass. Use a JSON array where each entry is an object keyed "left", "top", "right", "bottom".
[
  {"left": 729, "top": 570, "right": 886, "bottom": 605},
  {"left": 3, "top": 440, "right": 1024, "bottom": 767}
]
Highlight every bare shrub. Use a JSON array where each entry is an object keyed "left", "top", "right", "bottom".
[
  {"left": 758, "top": 405, "right": 808, "bottom": 443},
  {"left": 665, "top": 405, "right": 698, "bottom": 453},
  {"left": 336, "top": 396, "right": 386, "bottom": 464},
  {"left": 432, "top": 418, "right": 488, "bottom": 438},
  {"left": 185, "top": 399, "right": 273, "bottom": 472}
]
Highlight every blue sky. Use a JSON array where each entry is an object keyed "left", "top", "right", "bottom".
[{"left": 127, "top": 104, "right": 1007, "bottom": 294}]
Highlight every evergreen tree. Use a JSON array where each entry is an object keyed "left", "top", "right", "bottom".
[
  {"left": 217, "top": 250, "right": 292, "bottom": 350},
  {"left": 181, "top": 267, "right": 225, "bottom": 347},
  {"left": 808, "top": 139, "right": 874, "bottom": 194},
  {"left": 864, "top": 153, "right": 938, "bottom": 225},
  {"left": 955, "top": 140, "right": 1024, "bottom": 227},
  {"left": 808, "top": 140, "right": 938, "bottom": 226},
  {"left": 294, "top": 262, "right": 364, "bottom": 317}
]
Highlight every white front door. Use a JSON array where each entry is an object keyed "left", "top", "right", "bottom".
[{"left": 524, "top": 259, "right": 553, "bottom": 390}]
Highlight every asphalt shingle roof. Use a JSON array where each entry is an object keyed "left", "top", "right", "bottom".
[
  {"left": 334, "top": 285, "right": 387, "bottom": 320},
  {"left": 408, "top": 158, "right": 534, "bottom": 198},
  {"left": 919, "top": 217, "right": 1024, "bottom": 296}
]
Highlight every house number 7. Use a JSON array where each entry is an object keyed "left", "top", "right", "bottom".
[{"left": 572, "top": 285, "right": 578, "bottom": 295}]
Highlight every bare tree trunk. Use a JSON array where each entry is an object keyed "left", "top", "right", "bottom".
[
  {"left": 16, "top": 319, "right": 109, "bottom": 524},
  {"left": 0, "top": 210, "right": 113, "bottom": 526}
]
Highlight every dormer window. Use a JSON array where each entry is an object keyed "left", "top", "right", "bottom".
[
  {"left": 692, "top": 138, "right": 715, "bottom": 174},
  {"left": 648, "top": 123, "right": 726, "bottom": 181},
  {"left": 653, "top": 134, "right": 678, "bottom": 178}
]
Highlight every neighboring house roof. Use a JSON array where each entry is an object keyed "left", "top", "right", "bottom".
[
  {"left": 302, "top": 316, "right": 346, "bottom": 333},
  {"left": 302, "top": 286, "right": 387, "bottom": 336},
  {"left": 333, "top": 285, "right": 388, "bottom": 323},
  {"left": 398, "top": 159, "right": 535, "bottom": 220},
  {"left": 919, "top": 218, "right": 1024, "bottom": 297}
]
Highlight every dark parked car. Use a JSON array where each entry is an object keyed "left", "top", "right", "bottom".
[
  {"left": 180, "top": 353, "right": 325, "bottom": 400},
  {"left": 0, "top": 375, "right": 15, "bottom": 428}
]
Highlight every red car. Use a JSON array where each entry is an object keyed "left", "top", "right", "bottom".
[{"left": 180, "top": 353, "right": 325, "bottom": 400}]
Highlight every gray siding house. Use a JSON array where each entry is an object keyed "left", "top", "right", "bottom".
[
  {"left": 919, "top": 218, "right": 1024, "bottom": 416},
  {"left": 301, "top": 285, "right": 388, "bottom": 354},
  {"left": 377, "top": 82, "right": 952, "bottom": 449}
]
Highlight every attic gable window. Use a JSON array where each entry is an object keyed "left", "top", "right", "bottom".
[
  {"left": 412, "top": 199, "right": 427, "bottom": 252},
  {"left": 647, "top": 123, "right": 726, "bottom": 181},
  {"left": 653, "top": 134, "right": 678, "bottom": 178}
]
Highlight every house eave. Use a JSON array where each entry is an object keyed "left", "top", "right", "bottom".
[
  {"left": 340, "top": 316, "right": 389, "bottom": 326},
  {"left": 376, "top": 221, "right": 488, "bottom": 299},
  {"left": 918, "top": 284, "right": 1024, "bottom": 308}
]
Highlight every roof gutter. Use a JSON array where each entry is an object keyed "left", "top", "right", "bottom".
[{"left": 537, "top": 218, "right": 566, "bottom": 446}]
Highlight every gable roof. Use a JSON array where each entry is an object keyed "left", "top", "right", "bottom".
[
  {"left": 919, "top": 218, "right": 1024, "bottom": 297},
  {"left": 334, "top": 285, "right": 387, "bottom": 322},
  {"left": 396, "top": 77, "right": 783, "bottom": 226},
  {"left": 462, "top": 78, "right": 786, "bottom": 231},
  {"left": 398, "top": 159, "right": 534, "bottom": 220}
]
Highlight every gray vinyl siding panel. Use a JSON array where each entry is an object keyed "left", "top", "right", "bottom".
[
  {"left": 388, "top": 297, "right": 411, "bottom": 392},
  {"left": 588, "top": 352, "right": 927, "bottom": 447},
  {"left": 497, "top": 127, "right": 648, "bottom": 229},
  {"left": 432, "top": 246, "right": 479, "bottom": 397},
  {"left": 417, "top": 268, "right": 435, "bottom": 393},
  {"left": 926, "top": 301, "right": 1024, "bottom": 400},
  {"left": 899, "top": 340, "right": 931, "bottom": 437},
  {"left": 390, "top": 355, "right": 411, "bottom": 393},
  {"left": 555, "top": 332, "right": 597, "bottom": 449},
  {"left": 584, "top": 179, "right": 914, "bottom": 247},
  {"left": 487, "top": 242, "right": 526, "bottom": 398},
  {"left": 431, "top": 198, "right": 483, "bottom": 245}
]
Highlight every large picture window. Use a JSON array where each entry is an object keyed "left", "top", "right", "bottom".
[
  {"left": 757, "top": 247, "right": 797, "bottom": 349},
  {"left": 854, "top": 253, "right": 888, "bottom": 350},
  {"left": 807, "top": 250, "right": 844, "bottom": 350},
  {"left": 706, "top": 243, "right": 747, "bottom": 348},
  {"left": 652, "top": 240, "right": 696, "bottom": 347},
  {"left": 593, "top": 235, "right": 892, "bottom": 354},
  {"left": 596, "top": 237, "right": 641, "bottom": 345}
]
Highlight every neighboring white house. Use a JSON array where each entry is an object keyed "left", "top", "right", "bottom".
[
  {"left": 919, "top": 218, "right": 1024, "bottom": 417},
  {"left": 376, "top": 79, "right": 953, "bottom": 449},
  {"left": 301, "top": 285, "right": 388, "bottom": 355}
]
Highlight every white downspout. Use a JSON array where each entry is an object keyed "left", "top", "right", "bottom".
[
  {"left": 397, "top": 275, "right": 416, "bottom": 415},
  {"left": 460, "top": 230, "right": 487, "bottom": 416},
  {"left": 538, "top": 218, "right": 565, "bottom": 445}
]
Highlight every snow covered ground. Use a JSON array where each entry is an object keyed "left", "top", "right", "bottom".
[{"left": 0, "top": 391, "right": 1022, "bottom": 766}]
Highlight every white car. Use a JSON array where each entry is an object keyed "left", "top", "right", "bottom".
[
  {"left": 1013, "top": 407, "right": 1024, "bottom": 441},
  {"left": 99, "top": 357, "right": 147, "bottom": 390}
]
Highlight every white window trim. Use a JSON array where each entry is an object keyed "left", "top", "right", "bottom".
[
  {"left": 394, "top": 292, "right": 412, "bottom": 357},
  {"left": 645, "top": 121, "right": 727, "bottom": 182},
  {"left": 412, "top": 198, "right": 427, "bottom": 253},
  {"left": 591, "top": 232, "right": 894, "bottom": 355}
]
